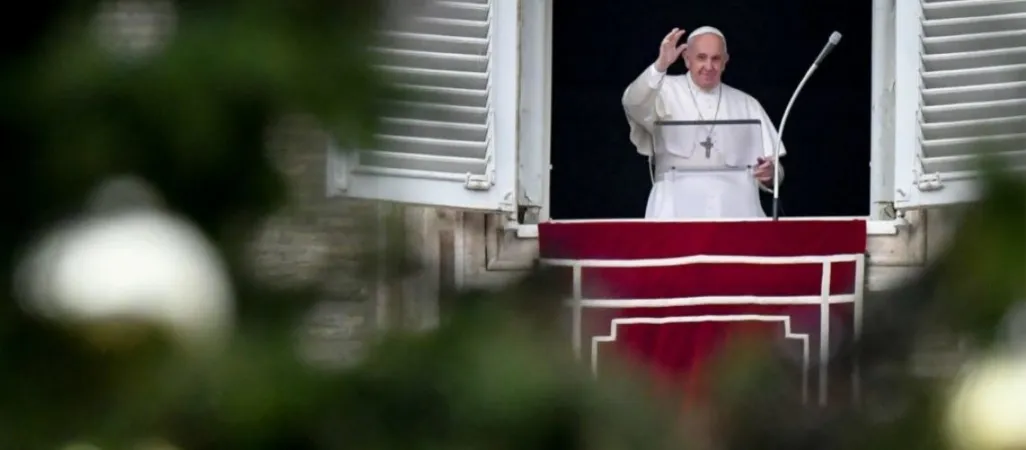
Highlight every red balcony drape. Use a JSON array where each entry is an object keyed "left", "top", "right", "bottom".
[{"left": 538, "top": 220, "right": 867, "bottom": 405}]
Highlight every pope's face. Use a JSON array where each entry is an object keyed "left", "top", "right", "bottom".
[{"left": 684, "top": 34, "right": 728, "bottom": 90}]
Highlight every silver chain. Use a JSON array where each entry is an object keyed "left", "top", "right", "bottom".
[{"left": 684, "top": 75, "right": 723, "bottom": 143}]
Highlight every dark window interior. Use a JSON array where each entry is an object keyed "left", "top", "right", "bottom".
[{"left": 550, "top": 0, "right": 872, "bottom": 219}]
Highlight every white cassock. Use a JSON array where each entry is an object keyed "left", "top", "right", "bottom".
[{"left": 623, "top": 65, "right": 786, "bottom": 219}]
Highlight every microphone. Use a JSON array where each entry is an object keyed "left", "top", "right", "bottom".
[
  {"left": 770, "top": 31, "right": 842, "bottom": 220},
  {"left": 812, "top": 31, "right": 843, "bottom": 68}
]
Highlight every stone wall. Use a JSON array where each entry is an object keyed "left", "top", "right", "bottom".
[{"left": 251, "top": 116, "right": 384, "bottom": 368}]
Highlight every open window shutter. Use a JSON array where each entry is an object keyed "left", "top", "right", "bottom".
[
  {"left": 327, "top": 0, "right": 519, "bottom": 212},
  {"left": 893, "top": 0, "right": 1026, "bottom": 209}
]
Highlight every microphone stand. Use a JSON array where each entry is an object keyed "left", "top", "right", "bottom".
[
  {"left": 771, "top": 65, "right": 817, "bottom": 220},
  {"left": 773, "top": 32, "right": 840, "bottom": 220}
]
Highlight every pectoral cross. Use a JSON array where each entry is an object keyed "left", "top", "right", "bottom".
[{"left": 700, "top": 136, "right": 714, "bottom": 158}]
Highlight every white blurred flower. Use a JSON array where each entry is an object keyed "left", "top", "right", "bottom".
[
  {"left": 946, "top": 350, "right": 1026, "bottom": 450},
  {"left": 94, "top": 0, "right": 177, "bottom": 59},
  {"left": 16, "top": 177, "right": 233, "bottom": 353}
]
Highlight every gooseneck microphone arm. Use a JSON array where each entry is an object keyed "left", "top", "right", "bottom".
[{"left": 771, "top": 31, "right": 842, "bottom": 220}]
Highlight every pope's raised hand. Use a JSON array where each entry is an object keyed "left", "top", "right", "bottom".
[{"left": 655, "top": 28, "right": 687, "bottom": 73}]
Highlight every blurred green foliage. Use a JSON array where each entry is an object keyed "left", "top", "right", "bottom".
[
  {"left": 0, "top": 2, "right": 689, "bottom": 448},
  {"left": 1, "top": 0, "right": 390, "bottom": 446}
]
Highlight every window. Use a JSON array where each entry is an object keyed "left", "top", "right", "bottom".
[
  {"left": 892, "top": 0, "right": 1026, "bottom": 209},
  {"left": 326, "top": 0, "right": 521, "bottom": 212},
  {"left": 329, "top": 0, "right": 1023, "bottom": 237}
]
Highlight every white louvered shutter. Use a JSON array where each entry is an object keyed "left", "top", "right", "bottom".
[
  {"left": 327, "top": 0, "right": 519, "bottom": 212},
  {"left": 893, "top": 0, "right": 1026, "bottom": 209}
]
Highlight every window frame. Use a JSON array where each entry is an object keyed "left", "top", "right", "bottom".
[
  {"left": 513, "top": 0, "right": 905, "bottom": 238},
  {"left": 515, "top": 0, "right": 551, "bottom": 220}
]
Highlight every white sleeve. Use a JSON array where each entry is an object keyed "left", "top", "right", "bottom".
[
  {"left": 751, "top": 97, "right": 785, "bottom": 192},
  {"left": 753, "top": 97, "right": 786, "bottom": 159},
  {"left": 621, "top": 64, "right": 666, "bottom": 131}
]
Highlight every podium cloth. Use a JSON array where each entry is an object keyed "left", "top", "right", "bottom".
[{"left": 538, "top": 219, "right": 867, "bottom": 406}]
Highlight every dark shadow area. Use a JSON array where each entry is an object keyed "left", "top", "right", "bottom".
[{"left": 550, "top": 0, "right": 871, "bottom": 219}]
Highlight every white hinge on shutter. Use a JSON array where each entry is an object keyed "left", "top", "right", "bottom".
[
  {"left": 327, "top": 0, "right": 519, "bottom": 212},
  {"left": 894, "top": 0, "right": 1026, "bottom": 209}
]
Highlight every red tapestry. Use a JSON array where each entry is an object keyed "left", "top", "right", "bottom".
[{"left": 537, "top": 219, "right": 867, "bottom": 406}]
